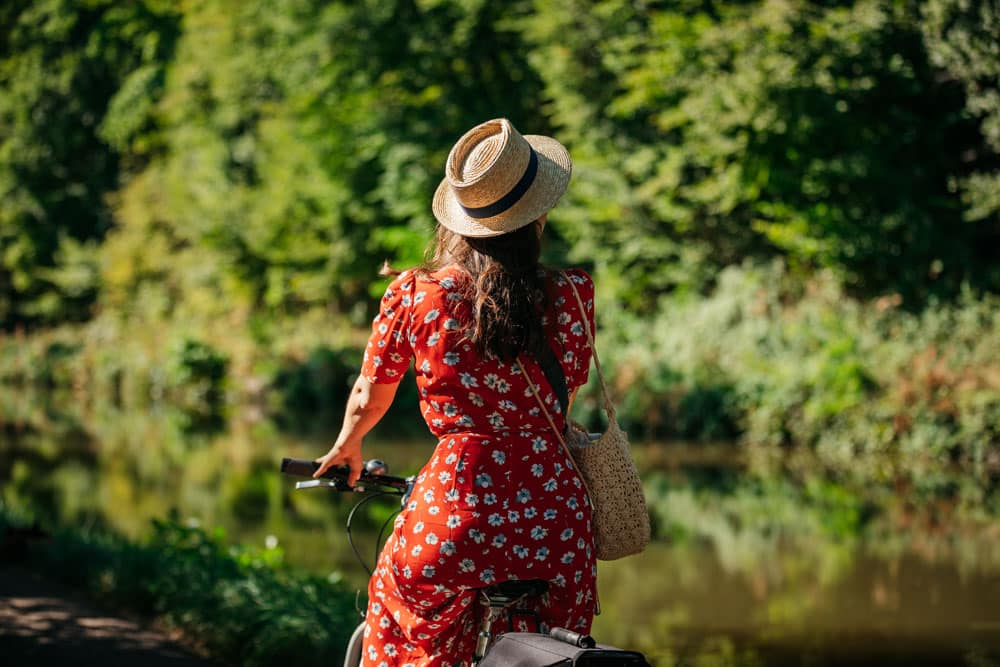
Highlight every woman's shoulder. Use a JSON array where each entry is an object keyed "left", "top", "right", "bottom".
[{"left": 549, "top": 267, "right": 594, "bottom": 294}]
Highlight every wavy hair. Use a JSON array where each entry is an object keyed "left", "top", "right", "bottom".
[{"left": 421, "top": 222, "right": 549, "bottom": 361}]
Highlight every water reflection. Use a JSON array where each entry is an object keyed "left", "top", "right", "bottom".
[{"left": 2, "top": 391, "right": 999, "bottom": 666}]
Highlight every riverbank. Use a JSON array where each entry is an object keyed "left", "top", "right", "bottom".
[
  {"left": 3, "top": 264, "right": 997, "bottom": 475},
  {"left": 0, "top": 510, "right": 360, "bottom": 667}
]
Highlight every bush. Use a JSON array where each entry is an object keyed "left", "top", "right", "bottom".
[
  {"left": 588, "top": 261, "right": 998, "bottom": 470},
  {"left": 0, "top": 507, "right": 359, "bottom": 667}
]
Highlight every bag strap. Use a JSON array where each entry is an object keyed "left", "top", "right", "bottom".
[
  {"left": 536, "top": 340, "right": 569, "bottom": 420},
  {"left": 564, "top": 273, "right": 616, "bottom": 421},
  {"left": 515, "top": 357, "right": 593, "bottom": 505}
]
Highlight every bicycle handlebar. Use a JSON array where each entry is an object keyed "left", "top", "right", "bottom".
[{"left": 279, "top": 457, "right": 412, "bottom": 492}]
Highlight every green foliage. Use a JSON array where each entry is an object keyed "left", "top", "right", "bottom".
[
  {"left": 0, "top": 507, "right": 358, "bottom": 667},
  {"left": 0, "top": 0, "right": 179, "bottom": 327},
  {"left": 921, "top": 0, "right": 1000, "bottom": 223},
  {"left": 583, "top": 261, "right": 998, "bottom": 468},
  {"left": 524, "top": 0, "right": 999, "bottom": 307}
]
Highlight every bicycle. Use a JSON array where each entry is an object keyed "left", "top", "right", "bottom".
[{"left": 280, "top": 457, "right": 650, "bottom": 667}]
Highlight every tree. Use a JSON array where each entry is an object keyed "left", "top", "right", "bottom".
[{"left": 0, "top": 0, "right": 179, "bottom": 329}]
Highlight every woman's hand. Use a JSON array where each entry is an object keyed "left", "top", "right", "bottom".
[
  {"left": 312, "top": 375, "right": 401, "bottom": 487},
  {"left": 314, "top": 441, "right": 363, "bottom": 487}
]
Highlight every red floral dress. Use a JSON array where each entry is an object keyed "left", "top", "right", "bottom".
[{"left": 358, "top": 266, "right": 598, "bottom": 667}]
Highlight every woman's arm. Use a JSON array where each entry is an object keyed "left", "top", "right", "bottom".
[{"left": 314, "top": 375, "right": 401, "bottom": 486}]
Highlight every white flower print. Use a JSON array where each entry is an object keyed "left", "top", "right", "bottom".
[
  {"left": 444, "top": 404, "right": 459, "bottom": 417},
  {"left": 513, "top": 545, "right": 530, "bottom": 558},
  {"left": 413, "top": 291, "right": 426, "bottom": 304},
  {"left": 440, "top": 540, "right": 457, "bottom": 556},
  {"left": 464, "top": 494, "right": 479, "bottom": 507},
  {"left": 447, "top": 514, "right": 462, "bottom": 528},
  {"left": 459, "top": 558, "right": 476, "bottom": 572},
  {"left": 491, "top": 450, "right": 506, "bottom": 464},
  {"left": 419, "top": 359, "right": 431, "bottom": 373},
  {"left": 484, "top": 373, "right": 499, "bottom": 389},
  {"left": 413, "top": 521, "right": 424, "bottom": 534},
  {"left": 459, "top": 372, "right": 479, "bottom": 388},
  {"left": 544, "top": 509, "right": 557, "bottom": 520},
  {"left": 475, "top": 473, "right": 493, "bottom": 488},
  {"left": 507, "top": 510, "right": 520, "bottom": 523},
  {"left": 487, "top": 513, "right": 503, "bottom": 527},
  {"left": 425, "top": 533, "right": 439, "bottom": 545},
  {"left": 531, "top": 437, "right": 547, "bottom": 453},
  {"left": 479, "top": 568, "right": 496, "bottom": 584},
  {"left": 558, "top": 312, "right": 571, "bottom": 325},
  {"left": 487, "top": 412, "right": 504, "bottom": 428},
  {"left": 543, "top": 478, "right": 557, "bottom": 491},
  {"left": 378, "top": 322, "right": 389, "bottom": 334},
  {"left": 423, "top": 308, "right": 440, "bottom": 323},
  {"left": 457, "top": 414, "right": 474, "bottom": 427},
  {"left": 491, "top": 534, "right": 507, "bottom": 548},
  {"left": 469, "top": 529, "right": 486, "bottom": 544},
  {"left": 561, "top": 552, "right": 575, "bottom": 564},
  {"left": 531, "top": 526, "right": 548, "bottom": 540},
  {"left": 516, "top": 488, "right": 531, "bottom": 503},
  {"left": 444, "top": 318, "right": 460, "bottom": 331},
  {"left": 411, "top": 545, "right": 423, "bottom": 557},
  {"left": 443, "top": 352, "right": 460, "bottom": 365},
  {"left": 439, "top": 277, "right": 455, "bottom": 289},
  {"left": 468, "top": 392, "right": 484, "bottom": 407},
  {"left": 531, "top": 464, "right": 544, "bottom": 477},
  {"left": 524, "top": 507, "right": 538, "bottom": 519},
  {"left": 535, "top": 546, "right": 550, "bottom": 560},
  {"left": 427, "top": 332, "right": 440, "bottom": 346},
  {"left": 498, "top": 399, "right": 517, "bottom": 412},
  {"left": 445, "top": 489, "right": 459, "bottom": 502},
  {"left": 422, "top": 565, "right": 435, "bottom": 578}
]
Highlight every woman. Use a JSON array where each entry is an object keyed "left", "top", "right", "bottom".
[{"left": 314, "top": 118, "right": 597, "bottom": 666}]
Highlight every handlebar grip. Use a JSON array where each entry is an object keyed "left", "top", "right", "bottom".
[
  {"left": 549, "top": 627, "right": 596, "bottom": 649},
  {"left": 280, "top": 457, "right": 350, "bottom": 480}
]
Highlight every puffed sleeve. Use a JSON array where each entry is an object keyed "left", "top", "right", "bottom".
[
  {"left": 360, "top": 271, "right": 415, "bottom": 383},
  {"left": 559, "top": 268, "right": 596, "bottom": 391}
]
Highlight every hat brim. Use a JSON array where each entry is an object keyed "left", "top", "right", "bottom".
[{"left": 432, "top": 135, "right": 572, "bottom": 238}]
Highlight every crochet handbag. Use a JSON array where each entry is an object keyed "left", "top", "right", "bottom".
[{"left": 517, "top": 276, "right": 650, "bottom": 562}]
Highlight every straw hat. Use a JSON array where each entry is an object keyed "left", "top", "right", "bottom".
[{"left": 432, "top": 118, "right": 572, "bottom": 237}]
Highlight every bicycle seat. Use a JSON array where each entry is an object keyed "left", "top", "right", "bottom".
[{"left": 483, "top": 579, "right": 549, "bottom": 605}]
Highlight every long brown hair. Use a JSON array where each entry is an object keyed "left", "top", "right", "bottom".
[{"left": 423, "top": 221, "right": 549, "bottom": 361}]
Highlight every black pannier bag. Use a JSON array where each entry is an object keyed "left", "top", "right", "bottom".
[{"left": 479, "top": 632, "right": 651, "bottom": 667}]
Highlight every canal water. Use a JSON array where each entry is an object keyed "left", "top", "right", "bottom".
[{"left": 2, "top": 394, "right": 998, "bottom": 666}]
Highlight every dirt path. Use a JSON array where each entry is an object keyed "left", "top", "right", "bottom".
[{"left": 0, "top": 565, "right": 212, "bottom": 666}]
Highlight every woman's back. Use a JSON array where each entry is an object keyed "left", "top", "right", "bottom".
[{"left": 362, "top": 266, "right": 595, "bottom": 439}]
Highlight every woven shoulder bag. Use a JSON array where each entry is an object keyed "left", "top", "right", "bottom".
[{"left": 517, "top": 276, "right": 650, "bottom": 561}]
